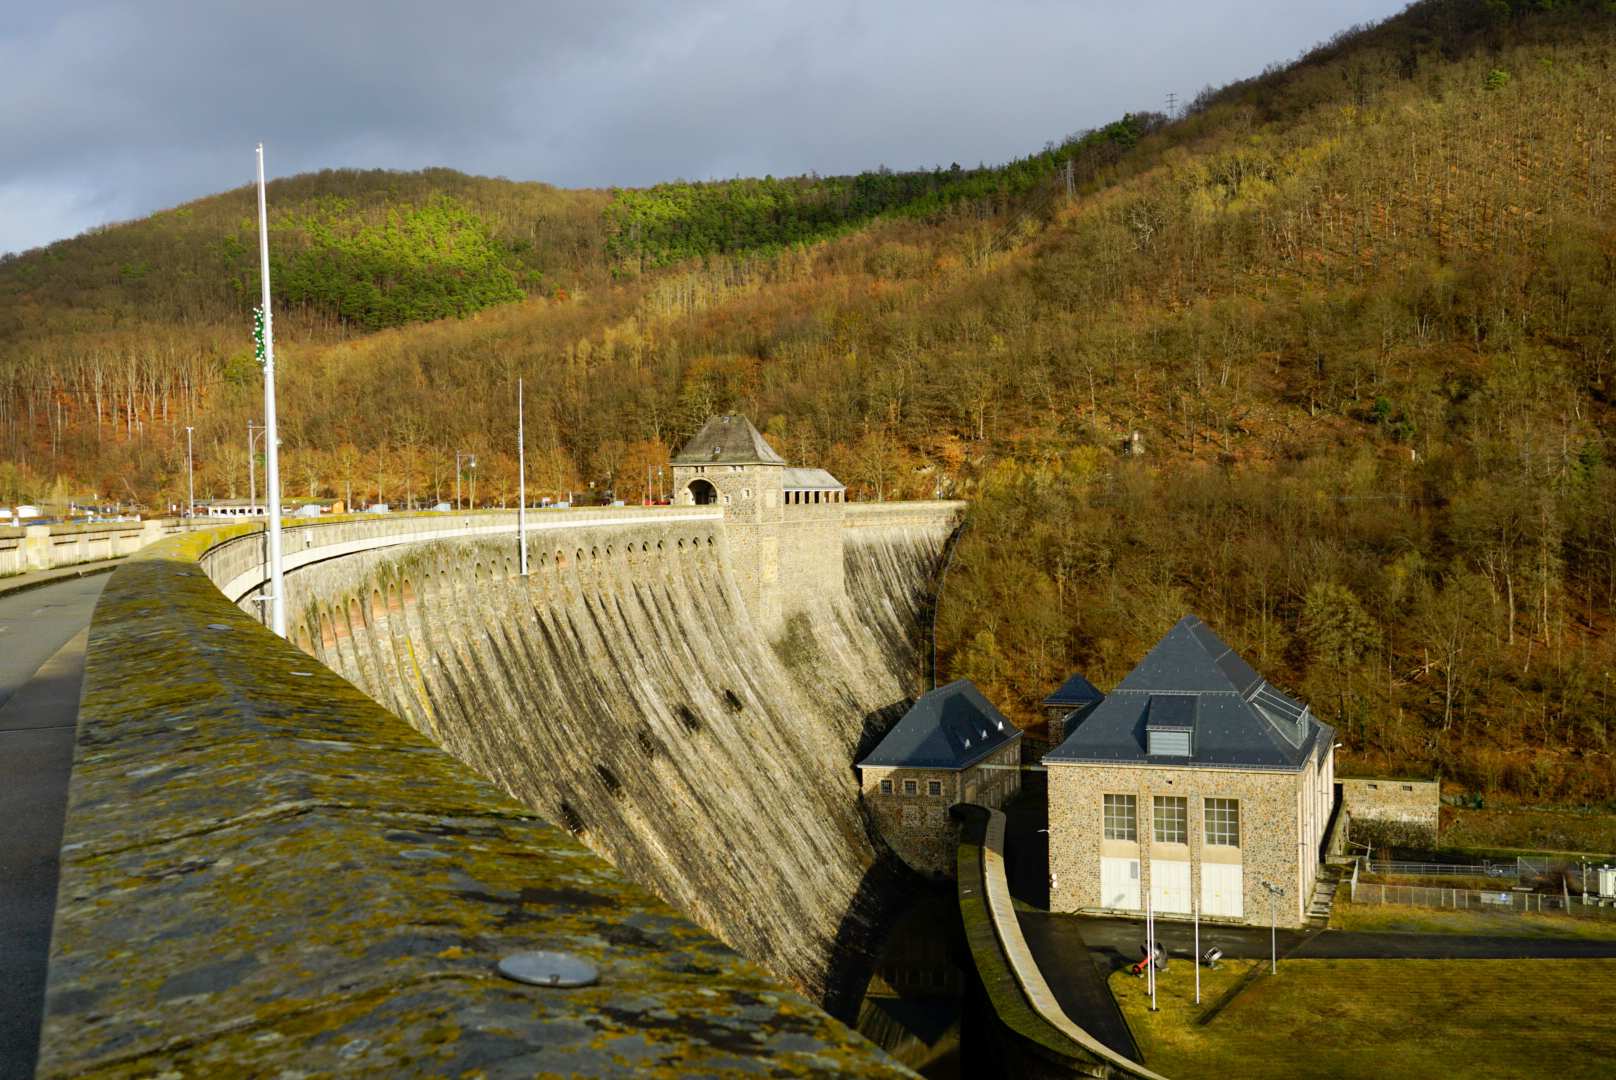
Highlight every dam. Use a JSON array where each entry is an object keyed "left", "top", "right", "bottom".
[
  {"left": 255, "top": 501, "right": 961, "bottom": 996},
  {"left": 32, "top": 422, "right": 966, "bottom": 1076}
]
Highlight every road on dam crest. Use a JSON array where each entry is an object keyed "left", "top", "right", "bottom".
[{"left": 0, "top": 574, "right": 107, "bottom": 1080}]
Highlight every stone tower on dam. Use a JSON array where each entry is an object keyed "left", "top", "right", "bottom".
[{"left": 671, "top": 414, "right": 849, "bottom": 634}]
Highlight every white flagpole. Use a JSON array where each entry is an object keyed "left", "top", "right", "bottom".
[
  {"left": 1147, "top": 891, "right": 1157, "bottom": 1011},
  {"left": 1195, "top": 892, "right": 1201, "bottom": 1004},
  {"left": 256, "top": 145, "right": 286, "bottom": 637},
  {"left": 517, "top": 377, "right": 527, "bottom": 575}
]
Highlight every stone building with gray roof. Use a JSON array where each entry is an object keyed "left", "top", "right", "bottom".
[
  {"left": 671, "top": 415, "right": 847, "bottom": 632},
  {"left": 1045, "top": 616, "right": 1335, "bottom": 927},
  {"left": 857, "top": 679, "right": 1023, "bottom": 877}
]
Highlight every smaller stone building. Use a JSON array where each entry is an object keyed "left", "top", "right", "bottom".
[
  {"left": 857, "top": 679, "right": 1023, "bottom": 877},
  {"left": 1046, "top": 616, "right": 1335, "bottom": 928},
  {"left": 1339, "top": 777, "right": 1440, "bottom": 851}
]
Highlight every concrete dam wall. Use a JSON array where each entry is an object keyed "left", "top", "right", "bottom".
[{"left": 227, "top": 503, "right": 963, "bottom": 1001}]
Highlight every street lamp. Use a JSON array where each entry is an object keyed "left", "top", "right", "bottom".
[
  {"left": 517, "top": 379, "right": 527, "bottom": 575},
  {"left": 456, "top": 453, "right": 477, "bottom": 511},
  {"left": 185, "top": 426, "right": 194, "bottom": 519},
  {"left": 248, "top": 422, "right": 266, "bottom": 515},
  {"left": 1260, "top": 881, "right": 1286, "bottom": 974}
]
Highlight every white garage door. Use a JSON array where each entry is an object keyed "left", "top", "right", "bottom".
[
  {"left": 1100, "top": 857, "right": 1140, "bottom": 910},
  {"left": 1150, "top": 859, "right": 1192, "bottom": 914},
  {"left": 1201, "top": 862, "right": 1244, "bottom": 918}
]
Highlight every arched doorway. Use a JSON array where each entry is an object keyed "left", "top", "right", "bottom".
[{"left": 688, "top": 479, "right": 718, "bottom": 505}]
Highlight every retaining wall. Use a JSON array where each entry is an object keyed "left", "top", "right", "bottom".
[{"left": 954, "top": 805, "right": 1169, "bottom": 1080}]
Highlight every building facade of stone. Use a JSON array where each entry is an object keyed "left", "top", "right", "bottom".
[
  {"left": 1045, "top": 616, "right": 1335, "bottom": 928},
  {"left": 857, "top": 680, "right": 1023, "bottom": 877}
]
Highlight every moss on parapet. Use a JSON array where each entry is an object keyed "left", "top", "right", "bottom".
[{"left": 38, "top": 527, "right": 916, "bottom": 1079}]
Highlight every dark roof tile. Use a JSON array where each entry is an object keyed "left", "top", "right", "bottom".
[
  {"left": 1045, "top": 615, "right": 1333, "bottom": 771},
  {"left": 673, "top": 415, "right": 787, "bottom": 466},
  {"left": 857, "top": 680, "right": 1021, "bottom": 770}
]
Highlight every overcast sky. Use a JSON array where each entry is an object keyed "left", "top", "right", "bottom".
[{"left": 0, "top": 1, "right": 1412, "bottom": 256}]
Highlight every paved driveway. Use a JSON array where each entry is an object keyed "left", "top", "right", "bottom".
[{"left": 0, "top": 574, "right": 107, "bottom": 1080}]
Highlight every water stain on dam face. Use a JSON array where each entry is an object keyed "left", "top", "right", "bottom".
[{"left": 276, "top": 509, "right": 961, "bottom": 1007}]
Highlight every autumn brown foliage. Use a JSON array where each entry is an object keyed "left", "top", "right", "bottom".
[{"left": 4, "top": 0, "right": 1616, "bottom": 802}]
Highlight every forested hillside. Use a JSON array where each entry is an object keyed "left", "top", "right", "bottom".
[{"left": 3, "top": 0, "right": 1615, "bottom": 802}]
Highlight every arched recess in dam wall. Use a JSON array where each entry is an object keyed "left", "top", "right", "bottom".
[{"left": 216, "top": 503, "right": 964, "bottom": 1001}]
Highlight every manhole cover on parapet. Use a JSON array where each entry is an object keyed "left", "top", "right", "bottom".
[{"left": 497, "top": 951, "right": 599, "bottom": 987}]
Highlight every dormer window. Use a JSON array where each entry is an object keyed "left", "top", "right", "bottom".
[
  {"left": 1148, "top": 730, "right": 1191, "bottom": 756},
  {"left": 1144, "top": 695, "right": 1195, "bottom": 757}
]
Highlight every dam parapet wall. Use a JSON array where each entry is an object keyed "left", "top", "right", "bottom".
[
  {"left": 41, "top": 524, "right": 915, "bottom": 1079},
  {"left": 1, "top": 517, "right": 214, "bottom": 576}
]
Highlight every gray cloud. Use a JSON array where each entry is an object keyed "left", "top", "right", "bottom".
[{"left": 0, "top": 0, "right": 1411, "bottom": 254}]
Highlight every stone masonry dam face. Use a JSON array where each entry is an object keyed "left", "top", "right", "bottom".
[{"left": 239, "top": 504, "right": 962, "bottom": 1002}]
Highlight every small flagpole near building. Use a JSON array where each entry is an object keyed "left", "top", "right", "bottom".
[
  {"left": 1194, "top": 893, "right": 1201, "bottom": 1005},
  {"left": 1146, "top": 892, "right": 1157, "bottom": 1011},
  {"left": 517, "top": 377, "right": 528, "bottom": 575},
  {"left": 255, "top": 144, "right": 286, "bottom": 637}
]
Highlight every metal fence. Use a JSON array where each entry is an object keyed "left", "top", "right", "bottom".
[
  {"left": 1366, "top": 860, "right": 1510, "bottom": 879},
  {"left": 1350, "top": 882, "right": 1568, "bottom": 913}
]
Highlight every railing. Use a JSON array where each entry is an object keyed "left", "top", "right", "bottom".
[
  {"left": 1366, "top": 860, "right": 1511, "bottom": 879},
  {"left": 1346, "top": 881, "right": 1616, "bottom": 917},
  {"left": 195, "top": 506, "right": 727, "bottom": 605}
]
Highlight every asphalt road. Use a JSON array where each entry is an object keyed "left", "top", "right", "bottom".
[{"left": 0, "top": 575, "right": 106, "bottom": 1080}]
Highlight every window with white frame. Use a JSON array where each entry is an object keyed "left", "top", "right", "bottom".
[
  {"left": 1103, "top": 794, "right": 1137, "bottom": 841},
  {"left": 903, "top": 779, "right": 917, "bottom": 795},
  {"left": 1153, "top": 796, "right": 1188, "bottom": 844},
  {"left": 879, "top": 779, "right": 892, "bottom": 795},
  {"left": 1204, "top": 798, "right": 1240, "bottom": 846},
  {"left": 928, "top": 780, "right": 942, "bottom": 796}
]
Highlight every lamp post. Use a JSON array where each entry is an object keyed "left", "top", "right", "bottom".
[
  {"left": 456, "top": 453, "right": 477, "bottom": 511},
  {"left": 185, "top": 426, "right": 194, "bottom": 518},
  {"left": 248, "top": 422, "right": 266, "bottom": 515},
  {"left": 1261, "top": 881, "right": 1286, "bottom": 973},
  {"left": 255, "top": 144, "right": 286, "bottom": 638},
  {"left": 517, "top": 379, "right": 527, "bottom": 575}
]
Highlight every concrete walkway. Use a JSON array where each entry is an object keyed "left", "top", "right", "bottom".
[
  {"left": 0, "top": 559, "right": 121, "bottom": 603},
  {"left": 0, "top": 575, "right": 106, "bottom": 1080}
]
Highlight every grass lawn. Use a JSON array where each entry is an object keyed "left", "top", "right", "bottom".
[
  {"left": 1329, "top": 895, "right": 1616, "bottom": 939},
  {"left": 1441, "top": 805, "right": 1616, "bottom": 855},
  {"left": 1111, "top": 958, "right": 1616, "bottom": 1080}
]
